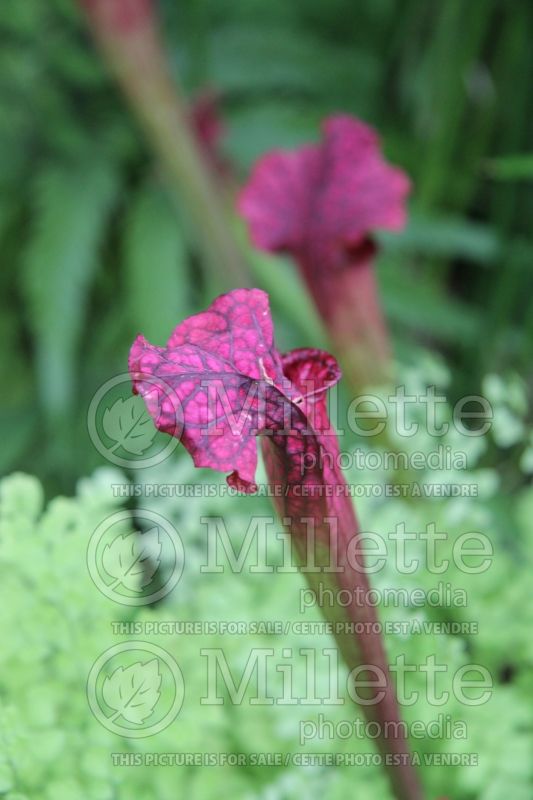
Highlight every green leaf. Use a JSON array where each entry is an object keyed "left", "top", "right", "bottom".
[
  {"left": 22, "top": 159, "right": 119, "bottom": 421},
  {"left": 379, "top": 257, "right": 481, "bottom": 343},
  {"left": 486, "top": 154, "right": 533, "bottom": 181},
  {"left": 124, "top": 183, "right": 189, "bottom": 344},
  {"left": 378, "top": 212, "right": 501, "bottom": 265},
  {"left": 0, "top": 410, "right": 37, "bottom": 473},
  {"left": 209, "top": 23, "right": 379, "bottom": 104}
]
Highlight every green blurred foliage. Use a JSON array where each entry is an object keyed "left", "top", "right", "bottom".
[
  {"left": 1, "top": 444, "right": 532, "bottom": 799},
  {"left": 0, "top": 0, "right": 532, "bottom": 489}
]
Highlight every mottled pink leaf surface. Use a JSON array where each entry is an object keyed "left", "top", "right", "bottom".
[
  {"left": 238, "top": 115, "right": 409, "bottom": 268},
  {"left": 130, "top": 286, "right": 355, "bottom": 539},
  {"left": 238, "top": 115, "right": 411, "bottom": 386},
  {"left": 129, "top": 288, "right": 343, "bottom": 496}
]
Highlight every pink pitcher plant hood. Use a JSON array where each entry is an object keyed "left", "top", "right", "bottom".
[
  {"left": 129, "top": 288, "right": 422, "bottom": 800},
  {"left": 129, "top": 288, "right": 342, "bottom": 497},
  {"left": 238, "top": 115, "right": 411, "bottom": 387}
]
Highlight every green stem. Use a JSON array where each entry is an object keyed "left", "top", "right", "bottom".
[{"left": 80, "top": 0, "right": 250, "bottom": 292}]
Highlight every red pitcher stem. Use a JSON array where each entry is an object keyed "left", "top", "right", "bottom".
[
  {"left": 300, "top": 254, "right": 393, "bottom": 390},
  {"left": 262, "top": 433, "right": 423, "bottom": 800}
]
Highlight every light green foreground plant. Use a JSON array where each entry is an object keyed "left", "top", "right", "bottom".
[{"left": 1, "top": 418, "right": 531, "bottom": 799}]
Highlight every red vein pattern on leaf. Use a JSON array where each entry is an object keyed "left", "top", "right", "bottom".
[{"left": 129, "top": 288, "right": 342, "bottom": 497}]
